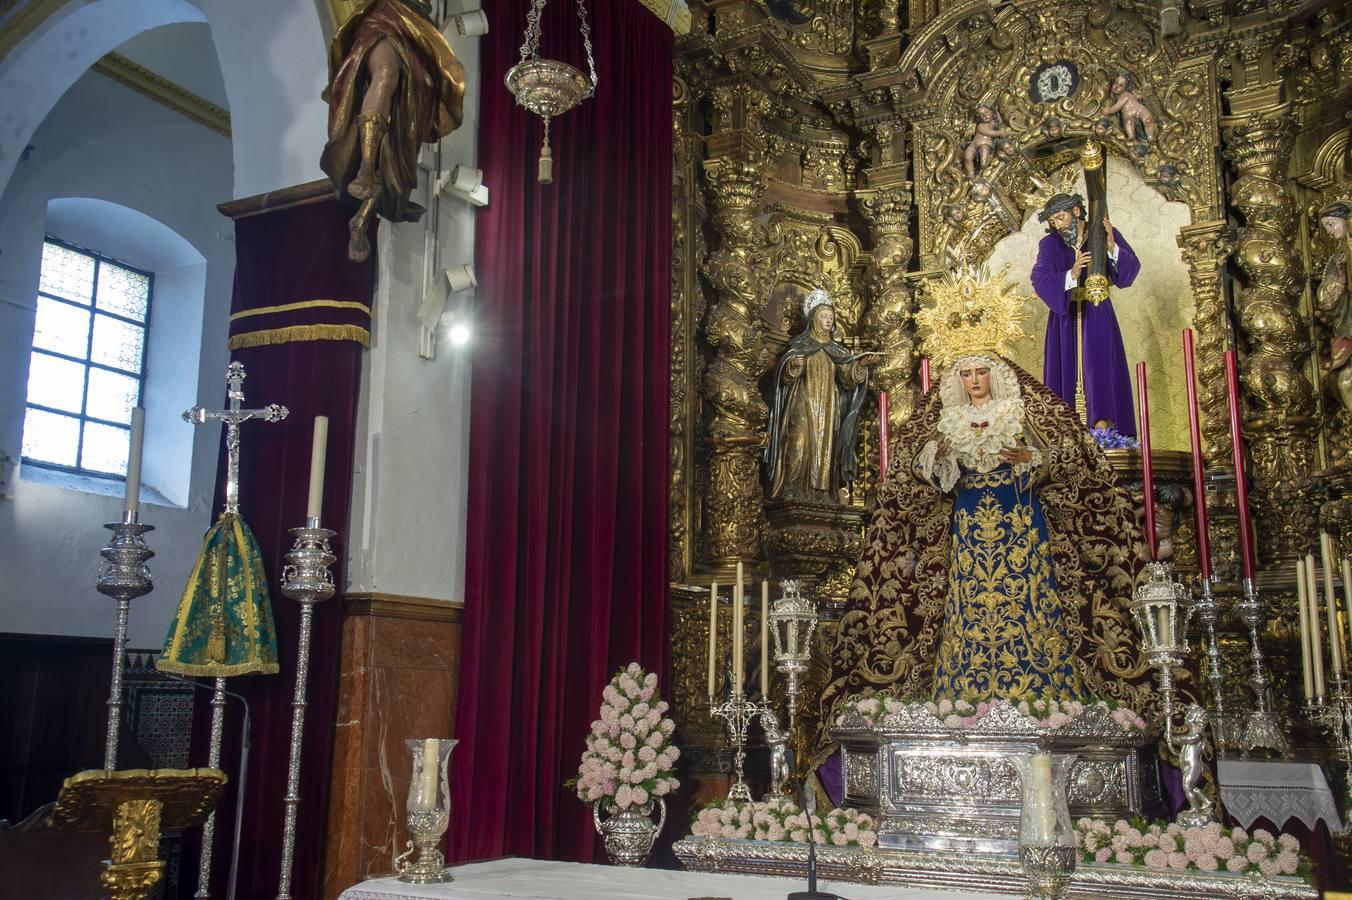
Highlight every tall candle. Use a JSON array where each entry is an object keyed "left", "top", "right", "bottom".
[
  {"left": 1135, "top": 363, "right": 1157, "bottom": 561},
  {"left": 306, "top": 415, "right": 329, "bottom": 521},
  {"left": 419, "top": 738, "right": 440, "bottom": 810},
  {"left": 920, "top": 358, "right": 931, "bottom": 395},
  {"left": 878, "top": 392, "right": 890, "bottom": 481},
  {"left": 124, "top": 407, "right": 145, "bottom": 515},
  {"left": 1321, "top": 533, "right": 1344, "bottom": 676},
  {"left": 1029, "top": 754, "right": 1055, "bottom": 845},
  {"left": 1297, "top": 561, "right": 1313, "bottom": 700},
  {"left": 1182, "top": 330, "right": 1211, "bottom": 580},
  {"left": 1307, "top": 554, "right": 1326, "bottom": 698},
  {"left": 760, "top": 580, "right": 769, "bottom": 699},
  {"left": 1224, "top": 351, "right": 1256, "bottom": 580},
  {"left": 1342, "top": 557, "right": 1352, "bottom": 666},
  {"left": 707, "top": 582, "right": 718, "bottom": 702},
  {"left": 734, "top": 562, "right": 744, "bottom": 697}
]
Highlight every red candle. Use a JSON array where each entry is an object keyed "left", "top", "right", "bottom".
[
  {"left": 1225, "top": 350, "right": 1256, "bottom": 580},
  {"left": 878, "top": 392, "right": 890, "bottom": 481},
  {"left": 1182, "top": 330, "right": 1211, "bottom": 581},
  {"left": 1136, "top": 362, "right": 1157, "bottom": 561},
  {"left": 920, "top": 358, "right": 931, "bottom": 395}
]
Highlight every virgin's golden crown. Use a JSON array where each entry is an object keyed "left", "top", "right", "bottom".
[{"left": 915, "top": 264, "right": 1028, "bottom": 368}]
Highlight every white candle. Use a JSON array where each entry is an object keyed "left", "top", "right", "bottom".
[
  {"left": 1155, "top": 607, "right": 1171, "bottom": 647},
  {"left": 306, "top": 416, "right": 329, "bottom": 521},
  {"left": 734, "top": 562, "right": 744, "bottom": 697},
  {"left": 761, "top": 580, "right": 769, "bottom": 699},
  {"left": 1028, "top": 754, "right": 1054, "bottom": 845},
  {"left": 1342, "top": 557, "right": 1352, "bottom": 666},
  {"left": 1307, "top": 554, "right": 1326, "bottom": 698},
  {"left": 124, "top": 407, "right": 145, "bottom": 514},
  {"left": 418, "top": 738, "right": 440, "bottom": 811},
  {"left": 707, "top": 582, "right": 718, "bottom": 702},
  {"left": 1321, "top": 533, "right": 1344, "bottom": 676},
  {"left": 1298, "top": 561, "right": 1313, "bottom": 700}
]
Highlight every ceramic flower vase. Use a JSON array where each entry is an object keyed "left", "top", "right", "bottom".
[{"left": 593, "top": 798, "right": 666, "bottom": 866}]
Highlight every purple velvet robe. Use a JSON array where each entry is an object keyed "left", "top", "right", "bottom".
[{"left": 1031, "top": 228, "right": 1141, "bottom": 435}]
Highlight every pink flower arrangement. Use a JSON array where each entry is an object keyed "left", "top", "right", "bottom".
[
  {"left": 1074, "top": 818, "right": 1308, "bottom": 879},
  {"left": 691, "top": 797, "right": 878, "bottom": 848},
  {"left": 571, "top": 663, "right": 680, "bottom": 811},
  {"left": 836, "top": 691, "right": 1148, "bottom": 734}
]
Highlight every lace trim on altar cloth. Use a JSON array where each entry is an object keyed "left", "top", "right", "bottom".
[{"left": 1218, "top": 760, "right": 1343, "bottom": 831}]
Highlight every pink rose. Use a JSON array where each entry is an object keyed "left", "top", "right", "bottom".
[
  {"left": 1167, "top": 852, "right": 1189, "bottom": 870},
  {"left": 858, "top": 831, "right": 877, "bottom": 848},
  {"left": 1095, "top": 848, "right": 1112, "bottom": 864},
  {"left": 1226, "top": 856, "right": 1249, "bottom": 873},
  {"left": 1143, "top": 849, "right": 1168, "bottom": 869},
  {"left": 1194, "top": 855, "right": 1218, "bottom": 872},
  {"left": 1114, "top": 849, "right": 1133, "bottom": 865},
  {"left": 831, "top": 832, "right": 849, "bottom": 846}
]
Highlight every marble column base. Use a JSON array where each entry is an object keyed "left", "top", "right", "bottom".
[{"left": 320, "top": 594, "right": 463, "bottom": 900}]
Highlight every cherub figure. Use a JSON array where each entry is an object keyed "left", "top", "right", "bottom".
[
  {"left": 1101, "top": 71, "right": 1158, "bottom": 145},
  {"left": 1175, "top": 703, "right": 1215, "bottom": 827},
  {"left": 761, "top": 707, "right": 793, "bottom": 800},
  {"left": 963, "top": 105, "right": 1008, "bottom": 178}
]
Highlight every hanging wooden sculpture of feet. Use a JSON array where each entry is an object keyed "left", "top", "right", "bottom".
[{"left": 321, "top": 0, "right": 466, "bottom": 263}]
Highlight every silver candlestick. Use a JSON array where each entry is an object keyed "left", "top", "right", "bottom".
[
  {"left": 709, "top": 694, "right": 761, "bottom": 801},
  {"left": 1235, "top": 578, "right": 1289, "bottom": 755},
  {"left": 1192, "top": 577, "right": 1233, "bottom": 751},
  {"left": 95, "top": 511, "right": 154, "bottom": 770},
  {"left": 767, "top": 580, "right": 818, "bottom": 733},
  {"left": 197, "top": 676, "right": 227, "bottom": 899},
  {"left": 275, "top": 520, "right": 336, "bottom": 900}
]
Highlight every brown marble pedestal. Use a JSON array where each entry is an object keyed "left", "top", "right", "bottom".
[{"left": 320, "top": 594, "right": 463, "bottom": 900}]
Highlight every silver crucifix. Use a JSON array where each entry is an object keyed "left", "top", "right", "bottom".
[{"left": 183, "top": 361, "right": 289, "bottom": 516}]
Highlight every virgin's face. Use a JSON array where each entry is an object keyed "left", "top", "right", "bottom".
[
  {"left": 960, "top": 365, "right": 992, "bottom": 404},
  {"left": 1322, "top": 215, "right": 1347, "bottom": 241},
  {"left": 813, "top": 306, "right": 835, "bottom": 334}
]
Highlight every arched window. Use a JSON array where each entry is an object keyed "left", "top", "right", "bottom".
[{"left": 23, "top": 238, "right": 153, "bottom": 479}]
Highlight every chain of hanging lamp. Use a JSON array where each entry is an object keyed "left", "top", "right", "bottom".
[{"left": 506, "top": 0, "right": 597, "bottom": 184}]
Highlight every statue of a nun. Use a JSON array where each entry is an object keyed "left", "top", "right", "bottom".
[{"left": 766, "top": 290, "right": 877, "bottom": 502}]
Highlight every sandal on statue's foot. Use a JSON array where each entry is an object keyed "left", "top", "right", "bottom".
[
  {"left": 347, "top": 220, "right": 371, "bottom": 263},
  {"left": 347, "top": 169, "right": 376, "bottom": 200}
]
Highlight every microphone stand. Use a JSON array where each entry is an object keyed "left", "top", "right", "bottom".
[{"left": 787, "top": 783, "right": 843, "bottom": 900}]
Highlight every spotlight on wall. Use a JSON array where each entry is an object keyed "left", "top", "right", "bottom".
[
  {"left": 454, "top": 10, "right": 489, "bottom": 37},
  {"left": 448, "top": 321, "right": 473, "bottom": 346},
  {"left": 440, "top": 164, "right": 489, "bottom": 207},
  {"left": 445, "top": 264, "right": 477, "bottom": 295}
]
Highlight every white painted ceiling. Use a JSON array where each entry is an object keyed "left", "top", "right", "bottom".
[{"left": 113, "top": 21, "right": 230, "bottom": 111}]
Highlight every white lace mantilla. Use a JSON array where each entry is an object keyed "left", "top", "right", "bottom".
[{"left": 1218, "top": 759, "right": 1343, "bottom": 831}]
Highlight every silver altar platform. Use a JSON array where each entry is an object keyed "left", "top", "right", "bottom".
[
  {"left": 834, "top": 702, "right": 1164, "bottom": 854},
  {"left": 673, "top": 837, "right": 1318, "bottom": 899}
]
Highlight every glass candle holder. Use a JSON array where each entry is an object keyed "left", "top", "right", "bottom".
[
  {"left": 1014, "top": 752, "right": 1077, "bottom": 900},
  {"left": 397, "top": 737, "right": 458, "bottom": 884}
]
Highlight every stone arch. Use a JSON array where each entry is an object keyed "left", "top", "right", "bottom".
[{"left": 0, "top": 0, "right": 332, "bottom": 200}]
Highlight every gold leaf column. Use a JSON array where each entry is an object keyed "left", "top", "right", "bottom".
[
  {"left": 701, "top": 157, "right": 770, "bottom": 570},
  {"left": 860, "top": 188, "right": 918, "bottom": 431},
  {"left": 1223, "top": 109, "right": 1320, "bottom": 563},
  {"left": 1178, "top": 222, "right": 1235, "bottom": 467}
]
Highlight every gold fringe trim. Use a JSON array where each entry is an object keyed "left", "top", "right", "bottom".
[
  {"left": 228, "top": 324, "right": 370, "bottom": 350},
  {"left": 155, "top": 659, "right": 281, "bottom": 677},
  {"left": 230, "top": 299, "right": 371, "bottom": 322}
]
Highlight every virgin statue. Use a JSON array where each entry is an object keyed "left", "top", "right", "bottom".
[
  {"left": 814, "top": 267, "right": 1176, "bottom": 755},
  {"left": 765, "top": 290, "right": 877, "bottom": 503}
]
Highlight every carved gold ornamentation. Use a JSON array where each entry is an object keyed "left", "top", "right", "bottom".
[
  {"left": 1178, "top": 222, "right": 1235, "bottom": 467},
  {"left": 702, "top": 157, "right": 771, "bottom": 568},
  {"left": 1223, "top": 110, "right": 1319, "bottom": 562},
  {"left": 861, "top": 188, "right": 918, "bottom": 429},
  {"left": 52, "top": 768, "right": 224, "bottom": 900}
]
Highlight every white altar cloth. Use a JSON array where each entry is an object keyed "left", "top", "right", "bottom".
[
  {"left": 337, "top": 857, "right": 1007, "bottom": 900},
  {"left": 1219, "top": 759, "right": 1343, "bottom": 832}
]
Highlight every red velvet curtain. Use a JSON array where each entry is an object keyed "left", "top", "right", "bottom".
[
  {"left": 449, "top": 0, "right": 673, "bottom": 864},
  {"left": 188, "top": 199, "right": 371, "bottom": 900}
]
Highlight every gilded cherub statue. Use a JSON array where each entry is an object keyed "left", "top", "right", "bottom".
[
  {"left": 321, "top": 0, "right": 467, "bottom": 263},
  {"left": 963, "top": 104, "right": 1009, "bottom": 179},
  {"left": 1101, "top": 71, "right": 1157, "bottom": 147}
]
